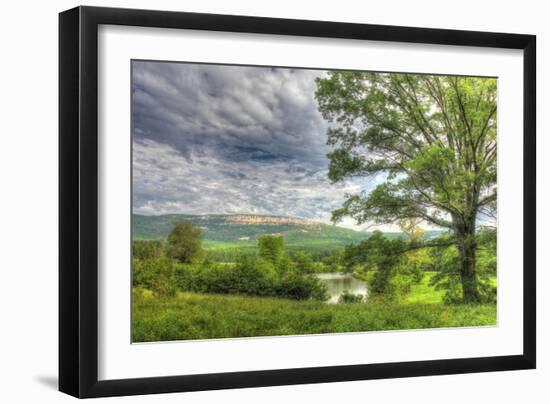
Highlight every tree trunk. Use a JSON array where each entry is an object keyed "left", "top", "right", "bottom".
[{"left": 456, "top": 226, "right": 481, "bottom": 303}]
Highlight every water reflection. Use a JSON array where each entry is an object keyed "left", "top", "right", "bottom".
[{"left": 316, "top": 273, "right": 368, "bottom": 304}]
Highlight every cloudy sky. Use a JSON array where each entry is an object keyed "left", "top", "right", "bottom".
[{"left": 132, "top": 61, "right": 380, "bottom": 229}]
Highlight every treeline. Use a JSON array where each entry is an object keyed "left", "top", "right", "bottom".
[
  {"left": 203, "top": 244, "right": 345, "bottom": 266},
  {"left": 132, "top": 222, "right": 328, "bottom": 301}
]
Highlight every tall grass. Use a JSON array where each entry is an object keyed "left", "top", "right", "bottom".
[{"left": 132, "top": 289, "right": 496, "bottom": 342}]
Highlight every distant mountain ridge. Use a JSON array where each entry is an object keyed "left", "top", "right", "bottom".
[
  {"left": 132, "top": 213, "right": 444, "bottom": 250},
  {"left": 132, "top": 213, "right": 371, "bottom": 248}
]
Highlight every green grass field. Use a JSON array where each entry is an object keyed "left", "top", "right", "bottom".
[
  {"left": 405, "top": 272, "right": 446, "bottom": 304},
  {"left": 132, "top": 273, "right": 496, "bottom": 342}
]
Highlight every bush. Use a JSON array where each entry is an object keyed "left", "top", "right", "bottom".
[
  {"left": 132, "top": 257, "right": 176, "bottom": 296},
  {"left": 321, "top": 248, "right": 345, "bottom": 273},
  {"left": 338, "top": 291, "right": 364, "bottom": 304},
  {"left": 277, "top": 272, "right": 328, "bottom": 300},
  {"left": 172, "top": 255, "right": 327, "bottom": 301},
  {"left": 292, "top": 251, "right": 316, "bottom": 274},
  {"left": 132, "top": 240, "right": 164, "bottom": 260}
]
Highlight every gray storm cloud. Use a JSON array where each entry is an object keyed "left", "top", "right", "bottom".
[{"left": 132, "top": 60, "right": 374, "bottom": 224}]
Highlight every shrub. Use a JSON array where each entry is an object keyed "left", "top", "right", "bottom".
[
  {"left": 293, "top": 251, "right": 316, "bottom": 274},
  {"left": 172, "top": 255, "right": 327, "bottom": 301},
  {"left": 321, "top": 248, "right": 345, "bottom": 273},
  {"left": 132, "top": 240, "right": 164, "bottom": 260},
  {"left": 277, "top": 271, "right": 328, "bottom": 301},
  {"left": 132, "top": 257, "right": 176, "bottom": 296},
  {"left": 338, "top": 291, "right": 364, "bottom": 304}
]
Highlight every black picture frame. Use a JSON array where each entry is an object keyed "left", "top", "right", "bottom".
[{"left": 59, "top": 5, "right": 536, "bottom": 398}]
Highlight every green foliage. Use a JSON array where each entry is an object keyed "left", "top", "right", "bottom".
[
  {"left": 203, "top": 242, "right": 375, "bottom": 264},
  {"left": 474, "top": 227, "right": 497, "bottom": 303},
  {"left": 338, "top": 290, "right": 365, "bottom": 304},
  {"left": 406, "top": 272, "right": 446, "bottom": 304},
  {"left": 321, "top": 248, "right": 345, "bottom": 272},
  {"left": 428, "top": 246, "right": 464, "bottom": 304},
  {"left": 315, "top": 72, "right": 497, "bottom": 302},
  {"left": 132, "top": 257, "right": 176, "bottom": 297},
  {"left": 292, "top": 251, "right": 316, "bottom": 273},
  {"left": 428, "top": 229, "right": 496, "bottom": 304},
  {"left": 166, "top": 221, "right": 204, "bottom": 264},
  {"left": 402, "top": 249, "right": 429, "bottom": 283},
  {"left": 171, "top": 256, "right": 327, "bottom": 301},
  {"left": 257, "top": 235, "right": 285, "bottom": 263},
  {"left": 476, "top": 226, "right": 497, "bottom": 275},
  {"left": 203, "top": 245, "right": 257, "bottom": 262},
  {"left": 344, "top": 232, "right": 409, "bottom": 300},
  {"left": 133, "top": 233, "right": 327, "bottom": 301},
  {"left": 278, "top": 271, "right": 328, "bottom": 300},
  {"left": 132, "top": 240, "right": 164, "bottom": 260},
  {"left": 132, "top": 291, "right": 496, "bottom": 342}
]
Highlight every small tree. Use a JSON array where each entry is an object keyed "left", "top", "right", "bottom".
[
  {"left": 166, "top": 221, "right": 203, "bottom": 263},
  {"left": 322, "top": 248, "right": 345, "bottom": 273},
  {"left": 359, "top": 232, "right": 406, "bottom": 297},
  {"left": 293, "top": 251, "right": 316, "bottom": 274},
  {"left": 257, "top": 235, "right": 285, "bottom": 263},
  {"left": 397, "top": 218, "right": 425, "bottom": 243}
]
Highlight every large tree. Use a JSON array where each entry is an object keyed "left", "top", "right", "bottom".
[{"left": 315, "top": 72, "right": 497, "bottom": 302}]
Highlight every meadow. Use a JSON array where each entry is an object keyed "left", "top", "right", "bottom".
[{"left": 132, "top": 272, "right": 496, "bottom": 342}]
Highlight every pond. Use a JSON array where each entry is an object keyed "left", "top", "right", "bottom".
[{"left": 316, "top": 273, "right": 368, "bottom": 304}]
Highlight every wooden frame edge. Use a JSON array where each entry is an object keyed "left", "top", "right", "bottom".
[{"left": 59, "top": 6, "right": 536, "bottom": 398}]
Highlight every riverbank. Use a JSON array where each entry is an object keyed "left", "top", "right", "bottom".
[{"left": 132, "top": 289, "right": 496, "bottom": 342}]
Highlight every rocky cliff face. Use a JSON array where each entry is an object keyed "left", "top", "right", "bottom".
[{"left": 223, "top": 215, "right": 317, "bottom": 226}]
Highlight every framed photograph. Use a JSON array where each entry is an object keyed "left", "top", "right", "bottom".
[{"left": 59, "top": 6, "right": 536, "bottom": 398}]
